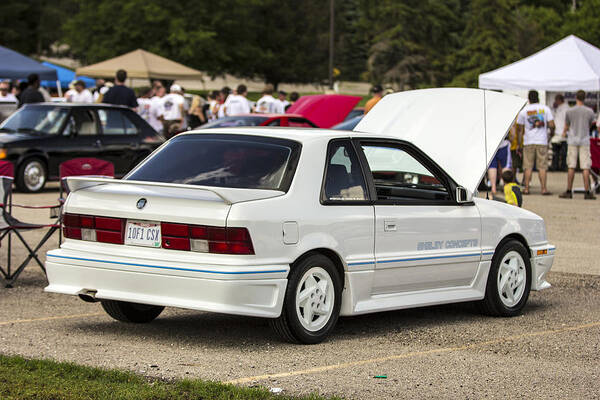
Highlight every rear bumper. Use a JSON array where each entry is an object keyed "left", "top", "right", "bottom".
[
  {"left": 530, "top": 244, "right": 555, "bottom": 291},
  {"left": 44, "top": 247, "right": 289, "bottom": 318}
]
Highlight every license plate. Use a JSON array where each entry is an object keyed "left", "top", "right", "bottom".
[{"left": 125, "top": 220, "right": 161, "bottom": 248}]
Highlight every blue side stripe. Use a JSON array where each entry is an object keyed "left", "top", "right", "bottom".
[
  {"left": 348, "top": 251, "right": 492, "bottom": 266},
  {"left": 46, "top": 254, "right": 287, "bottom": 275}
]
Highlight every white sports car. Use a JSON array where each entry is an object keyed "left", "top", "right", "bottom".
[{"left": 45, "top": 88, "right": 555, "bottom": 344}]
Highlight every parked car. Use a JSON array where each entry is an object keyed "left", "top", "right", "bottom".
[
  {"left": 198, "top": 114, "right": 318, "bottom": 129},
  {"left": 332, "top": 115, "right": 363, "bottom": 131},
  {"left": 0, "top": 103, "right": 164, "bottom": 192},
  {"left": 343, "top": 107, "right": 364, "bottom": 121},
  {"left": 45, "top": 89, "right": 554, "bottom": 344}
]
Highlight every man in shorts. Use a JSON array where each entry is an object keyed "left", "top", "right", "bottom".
[
  {"left": 559, "top": 90, "right": 596, "bottom": 200},
  {"left": 516, "top": 90, "right": 554, "bottom": 195}
]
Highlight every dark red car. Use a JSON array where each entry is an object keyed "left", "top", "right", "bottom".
[{"left": 199, "top": 114, "right": 318, "bottom": 129}]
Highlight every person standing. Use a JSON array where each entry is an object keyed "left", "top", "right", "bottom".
[
  {"left": 69, "top": 80, "right": 93, "bottom": 103},
  {"left": 102, "top": 69, "right": 138, "bottom": 110},
  {"left": 224, "top": 84, "right": 251, "bottom": 116},
  {"left": 256, "top": 85, "right": 276, "bottom": 113},
  {"left": 18, "top": 74, "right": 45, "bottom": 107},
  {"left": 273, "top": 90, "right": 290, "bottom": 114},
  {"left": 559, "top": 90, "right": 596, "bottom": 199},
  {"left": 148, "top": 84, "right": 166, "bottom": 134},
  {"left": 364, "top": 85, "right": 384, "bottom": 114},
  {"left": 0, "top": 80, "right": 17, "bottom": 102},
  {"left": 516, "top": 90, "right": 554, "bottom": 195},
  {"left": 216, "top": 87, "right": 230, "bottom": 119},
  {"left": 550, "top": 94, "right": 568, "bottom": 171},
  {"left": 160, "top": 84, "right": 185, "bottom": 138},
  {"left": 92, "top": 79, "right": 105, "bottom": 102}
]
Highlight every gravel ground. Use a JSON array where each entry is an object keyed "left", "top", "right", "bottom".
[{"left": 0, "top": 172, "right": 598, "bottom": 399}]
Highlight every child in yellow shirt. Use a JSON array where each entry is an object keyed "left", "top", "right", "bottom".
[{"left": 502, "top": 170, "right": 522, "bottom": 207}]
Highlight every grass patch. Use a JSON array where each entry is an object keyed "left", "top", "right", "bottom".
[{"left": 0, "top": 354, "right": 342, "bottom": 400}]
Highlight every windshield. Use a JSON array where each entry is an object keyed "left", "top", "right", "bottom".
[
  {"left": 0, "top": 106, "right": 69, "bottom": 134},
  {"left": 199, "top": 116, "right": 268, "bottom": 129},
  {"left": 127, "top": 134, "right": 301, "bottom": 191}
]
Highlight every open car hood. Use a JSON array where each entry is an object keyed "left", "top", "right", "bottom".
[
  {"left": 354, "top": 88, "right": 526, "bottom": 194},
  {"left": 287, "top": 94, "right": 361, "bottom": 128}
]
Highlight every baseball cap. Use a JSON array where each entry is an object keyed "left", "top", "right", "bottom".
[{"left": 170, "top": 84, "right": 182, "bottom": 93}]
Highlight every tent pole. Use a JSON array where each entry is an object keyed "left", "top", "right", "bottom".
[{"left": 57, "top": 81, "right": 62, "bottom": 97}]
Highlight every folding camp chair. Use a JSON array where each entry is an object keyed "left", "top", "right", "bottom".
[
  {"left": 574, "top": 138, "right": 600, "bottom": 194},
  {"left": 0, "top": 173, "right": 60, "bottom": 287},
  {"left": 57, "top": 158, "right": 115, "bottom": 243}
]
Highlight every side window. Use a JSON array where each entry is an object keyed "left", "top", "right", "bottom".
[
  {"left": 122, "top": 114, "right": 139, "bottom": 135},
  {"left": 98, "top": 109, "right": 137, "bottom": 135},
  {"left": 266, "top": 119, "right": 281, "bottom": 126},
  {"left": 323, "top": 141, "right": 367, "bottom": 202},
  {"left": 67, "top": 109, "right": 98, "bottom": 136},
  {"left": 361, "top": 144, "right": 449, "bottom": 202}
]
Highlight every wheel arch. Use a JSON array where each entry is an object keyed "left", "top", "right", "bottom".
[
  {"left": 17, "top": 150, "right": 49, "bottom": 167},
  {"left": 495, "top": 233, "right": 530, "bottom": 258},
  {"left": 291, "top": 248, "right": 346, "bottom": 288}
]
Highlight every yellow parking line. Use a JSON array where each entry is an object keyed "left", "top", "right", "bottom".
[
  {"left": 226, "top": 321, "right": 600, "bottom": 385},
  {"left": 0, "top": 312, "right": 104, "bottom": 326}
]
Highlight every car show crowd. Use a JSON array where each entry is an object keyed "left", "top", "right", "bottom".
[{"left": 1, "top": 67, "right": 599, "bottom": 202}]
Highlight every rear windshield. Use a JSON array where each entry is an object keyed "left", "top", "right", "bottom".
[{"left": 127, "top": 134, "right": 301, "bottom": 191}]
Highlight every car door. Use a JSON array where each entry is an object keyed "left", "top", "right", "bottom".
[
  {"left": 356, "top": 139, "right": 482, "bottom": 295},
  {"left": 97, "top": 108, "right": 140, "bottom": 175},
  {"left": 47, "top": 107, "right": 102, "bottom": 174},
  {"left": 321, "top": 139, "right": 375, "bottom": 271}
]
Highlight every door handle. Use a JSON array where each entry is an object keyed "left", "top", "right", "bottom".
[
  {"left": 93, "top": 139, "right": 102, "bottom": 147},
  {"left": 384, "top": 220, "right": 397, "bottom": 232}
]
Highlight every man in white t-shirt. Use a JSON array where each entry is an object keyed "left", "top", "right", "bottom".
[
  {"left": 69, "top": 80, "right": 93, "bottom": 103},
  {"left": 516, "top": 90, "right": 555, "bottom": 195},
  {"left": 550, "top": 94, "right": 568, "bottom": 172},
  {"left": 224, "top": 84, "right": 251, "bottom": 116},
  {"left": 255, "top": 84, "right": 276, "bottom": 113},
  {"left": 273, "top": 90, "right": 290, "bottom": 114},
  {"left": 148, "top": 85, "right": 166, "bottom": 133},
  {"left": 0, "top": 80, "right": 17, "bottom": 103},
  {"left": 161, "top": 84, "right": 185, "bottom": 138}
]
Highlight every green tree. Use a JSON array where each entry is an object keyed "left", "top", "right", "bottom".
[
  {"left": 0, "top": 0, "right": 76, "bottom": 56},
  {"left": 62, "top": 0, "right": 222, "bottom": 71},
  {"left": 450, "top": 0, "right": 521, "bottom": 87},
  {"left": 363, "top": 0, "right": 464, "bottom": 89},
  {"left": 562, "top": 0, "right": 600, "bottom": 47},
  {"left": 514, "top": 5, "right": 563, "bottom": 57}
]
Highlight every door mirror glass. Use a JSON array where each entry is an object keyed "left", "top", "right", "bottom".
[{"left": 456, "top": 186, "right": 472, "bottom": 203}]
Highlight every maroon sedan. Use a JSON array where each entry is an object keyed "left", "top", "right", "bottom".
[{"left": 198, "top": 114, "right": 318, "bottom": 129}]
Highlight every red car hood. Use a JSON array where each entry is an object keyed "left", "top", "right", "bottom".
[{"left": 286, "top": 94, "right": 362, "bottom": 128}]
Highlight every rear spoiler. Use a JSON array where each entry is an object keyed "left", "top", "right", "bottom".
[{"left": 65, "top": 177, "right": 284, "bottom": 205}]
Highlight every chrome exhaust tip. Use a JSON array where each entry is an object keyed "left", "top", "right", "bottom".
[{"left": 77, "top": 289, "right": 99, "bottom": 303}]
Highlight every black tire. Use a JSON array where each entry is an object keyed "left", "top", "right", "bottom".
[
  {"left": 478, "top": 240, "right": 531, "bottom": 317},
  {"left": 270, "top": 253, "right": 342, "bottom": 344},
  {"left": 100, "top": 300, "right": 164, "bottom": 323},
  {"left": 16, "top": 157, "right": 47, "bottom": 193}
]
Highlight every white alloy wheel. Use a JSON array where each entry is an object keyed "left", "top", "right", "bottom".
[
  {"left": 496, "top": 250, "right": 527, "bottom": 307},
  {"left": 23, "top": 160, "right": 46, "bottom": 192},
  {"left": 295, "top": 266, "right": 335, "bottom": 332}
]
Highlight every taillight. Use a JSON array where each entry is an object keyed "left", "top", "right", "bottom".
[
  {"left": 63, "top": 213, "right": 254, "bottom": 255},
  {"left": 160, "top": 222, "right": 254, "bottom": 255},
  {"left": 63, "top": 213, "right": 124, "bottom": 244}
]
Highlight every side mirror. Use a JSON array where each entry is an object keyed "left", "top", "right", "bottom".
[{"left": 456, "top": 186, "right": 472, "bottom": 203}]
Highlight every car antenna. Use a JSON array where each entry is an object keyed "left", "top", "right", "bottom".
[{"left": 483, "top": 90, "right": 489, "bottom": 200}]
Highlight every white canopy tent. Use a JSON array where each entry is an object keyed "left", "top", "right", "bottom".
[{"left": 479, "top": 35, "right": 600, "bottom": 92}]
